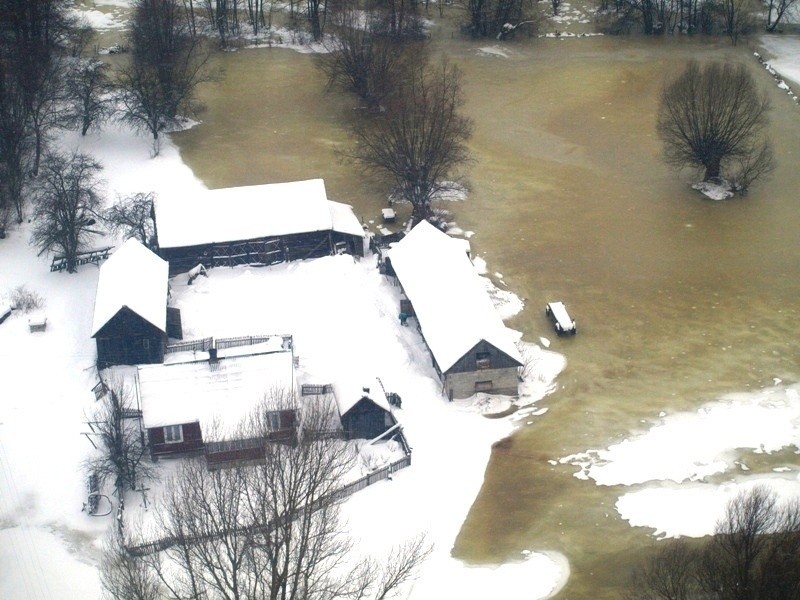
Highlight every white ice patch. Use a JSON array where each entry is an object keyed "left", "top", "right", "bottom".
[
  {"left": 481, "top": 276, "right": 524, "bottom": 320},
  {"left": 69, "top": 7, "right": 126, "bottom": 29},
  {"left": 561, "top": 383, "right": 800, "bottom": 486},
  {"left": 692, "top": 180, "right": 734, "bottom": 200},
  {"left": 616, "top": 477, "right": 800, "bottom": 539},
  {"left": 477, "top": 46, "right": 511, "bottom": 58}
]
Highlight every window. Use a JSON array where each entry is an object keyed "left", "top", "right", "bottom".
[
  {"left": 475, "top": 380, "right": 494, "bottom": 392},
  {"left": 142, "top": 338, "right": 150, "bottom": 351},
  {"left": 164, "top": 425, "right": 183, "bottom": 443},
  {"left": 476, "top": 352, "right": 492, "bottom": 370},
  {"left": 266, "top": 411, "right": 281, "bottom": 431}
]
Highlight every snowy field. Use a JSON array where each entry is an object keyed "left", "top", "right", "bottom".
[{"left": 0, "top": 118, "right": 567, "bottom": 600}]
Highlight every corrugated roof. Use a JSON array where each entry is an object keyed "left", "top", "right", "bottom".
[
  {"left": 91, "top": 239, "right": 168, "bottom": 337},
  {"left": 388, "top": 221, "right": 522, "bottom": 373},
  {"left": 154, "top": 179, "right": 364, "bottom": 249}
]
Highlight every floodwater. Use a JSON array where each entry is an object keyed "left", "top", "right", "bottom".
[{"left": 170, "top": 30, "right": 800, "bottom": 598}]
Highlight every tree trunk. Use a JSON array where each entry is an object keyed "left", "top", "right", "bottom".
[{"left": 704, "top": 159, "right": 721, "bottom": 181}]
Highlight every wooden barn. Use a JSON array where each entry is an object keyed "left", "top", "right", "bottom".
[
  {"left": 388, "top": 221, "right": 523, "bottom": 399},
  {"left": 91, "top": 239, "right": 172, "bottom": 369},
  {"left": 334, "top": 379, "right": 397, "bottom": 440},
  {"left": 153, "top": 179, "right": 366, "bottom": 275},
  {"left": 136, "top": 340, "right": 297, "bottom": 462}
]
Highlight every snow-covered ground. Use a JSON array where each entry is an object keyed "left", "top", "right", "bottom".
[
  {"left": 0, "top": 111, "right": 566, "bottom": 600},
  {"left": 759, "top": 34, "right": 800, "bottom": 88}
]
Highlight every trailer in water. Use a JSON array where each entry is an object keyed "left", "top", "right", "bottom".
[{"left": 545, "top": 301, "right": 576, "bottom": 335}]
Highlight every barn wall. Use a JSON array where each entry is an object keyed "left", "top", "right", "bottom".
[
  {"left": 444, "top": 366, "right": 519, "bottom": 400},
  {"left": 159, "top": 231, "right": 363, "bottom": 276},
  {"left": 148, "top": 422, "right": 204, "bottom": 458},
  {"left": 95, "top": 308, "right": 166, "bottom": 368}
]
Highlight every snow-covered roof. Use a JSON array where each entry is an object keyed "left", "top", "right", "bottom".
[
  {"left": 138, "top": 348, "right": 295, "bottom": 441},
  {"left": 547, "top": 301, "right": 575, "bottom": 329},
  {"left": 154, "top": 179, "right": 364, "bottom": 249},
  {"left": 91, "top": 239, "right": 169, "bottom": 337},
  {"left": 388, "top": 221, "right": 522, "bottom": 373},
  {"left": 333, "top": 378, "right": 392, "bottom": 416}
]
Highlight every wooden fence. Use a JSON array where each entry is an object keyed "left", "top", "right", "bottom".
[
  {"left": 300, "top": 383, "right": 334, "bottom": 396},
  {"left": 50, "top": 246, "right": 113, "bottom": 272},
  {"left": 165, "top": 336, "right": 213, "bottom": 354},
  {"left": 124, "top": 453, "right": 411, "bottom": 557},
  {"left": 165, "top": 335, "right": 291, "bottom": 355},
  {"left": 216, "top": 335, "right": 290, "bottom": 351}
]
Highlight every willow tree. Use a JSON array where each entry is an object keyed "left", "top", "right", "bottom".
[
  {"left": 349, "top": 59, "right": 473, "bottom": 223},
  {"left": 657, "top": 61, "right": 774, "bottom": 191}
]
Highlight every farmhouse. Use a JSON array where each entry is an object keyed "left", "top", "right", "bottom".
[
  {"left": 91, "top": 239, "right": 172, "bottom": 368},
  {"left": 334, "top": 379, "right": 397, "bottom": 440},
  {"left": 388, "top": 221, "right": 523, "bottom": 399},
  {"left": 153, "top": 179, "right": 366, "bottom": 275},
  {"left": 136, "top": 339, "right": 297, "bottom": 462}
]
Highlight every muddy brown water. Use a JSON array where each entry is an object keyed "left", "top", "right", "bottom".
[{"left": 170, "top": 29, "right": 800, "bottom": 599}]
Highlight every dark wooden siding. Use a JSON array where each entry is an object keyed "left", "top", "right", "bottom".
[
  {"left": 159, "top": 231, "right": 364, "bottom": 276},
  {"left": 148, "top": 422, "right": 204, "bottom": 458},
  {"left": 341, "top": 399, "right": 395, "bottom": 440},
  {"left": 166, "top": 307, "right": 183, "bottom": 339},
  {"left": 94, "top": 307, "right": 166, "bottom": 368},
  {"left": 445, "top": 340, "right": 522, "bottom": 375}
]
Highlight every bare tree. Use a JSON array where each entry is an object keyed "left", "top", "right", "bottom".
[
  {"left": 86, "top": 378, "right": 155, "bottom": 493},
  {"left": 100, "top": 530, "right": 164, "bottom": 600},
  {"left": 119, "top": 390, "right": 430, "bottom": 600},
  {"left": 629, "top": 486, "right": 800, "bottom": 600},
  {"left": 318, "top": 9, "right": 421, "bottom": 110},
  {"left": 657, "top": 61, "right": 774, "bottom": 190},
  {"left": 0, "top": 58, "right": 32, "bottom": 227},
  {"left": 348, "top": 58, "right": 473, "bottom": 224},
  {"left": 307, "top": 0, "right": 329, "bottom": 41},
  {"left": 30, "top": 150, "right": 104, "bottom": 272},
  {"left": 719, "top": 0, "right": 758, "bottom": 44},
  {"left": 369, "top": 0, "right": 425, "bottom": 39},
  {"left": 103, "top": 192, "right": 157, "bottom": 248},
  {"left": 22, "top": 54, "right": 69, "bottom": 175},
  {"left": 625, "top": 539, "right": 698, "bottom": 600},
  {"left": 66, "top": 59, "right": 114, "bottom": 136},
  {"left": 117, "top": 0, "right": 211, "bottom": 144},
  {"left": 462, "top": 0, "right": 535, "bottom": 38},
  {"left": 765, "top": 0, "right": 798, "bottom": 31}
]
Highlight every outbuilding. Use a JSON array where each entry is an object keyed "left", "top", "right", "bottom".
[
  {"left": 91, "top": 239, "right": 171, "bottom": 368},
  {"left": 153, "top": 179, "right": 366, "bottom": 275},
  {"left": 388, "top": 222, "right": 523, "bottom": 399},
  {"left": 334, "top": 379, "right": 397, "bottom": 440}
]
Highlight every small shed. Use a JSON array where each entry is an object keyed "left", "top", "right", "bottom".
[
  {"left": 334, "top": 379, "right": 396, "bottom": 440},
  {"left": 153, "top": 179, "right": 366, "bottom": 275},
  {"left": 91, "top": 239, "right": 171, "bottom": 368},
  {"left": 136, "top": 344, "right": 296, "bottom": 460},
  {"left": 388, "top": 222, "right": 522, "bottom": 399}
]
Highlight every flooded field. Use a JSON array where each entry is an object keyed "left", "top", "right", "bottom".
[{"left": 171, "top": 28, "right": 800, "bottom": 598}]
